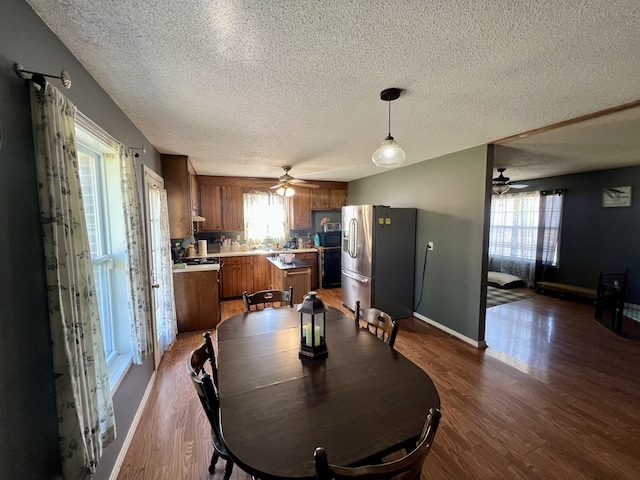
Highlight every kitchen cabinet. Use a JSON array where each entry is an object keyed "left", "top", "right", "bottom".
[
  {"left": 199, "top": 185, "right": 244, "bottom": 232},
  {"left": 190, "top": 172, "right": 199, "bottom": 215},
  {"left": 310, "top": 188, "right": 348, "bottom": 210},
  {"left": 161, "top": 154, "right": 195, "bottom": 238},
  {"left": 221, "top": 256, "right": 253, "bottom": 298},
  {"left": 288, "top": 187, "right": 311, "bottom": 230},
  {"left": 294, "top": 252, "right": 318, "bottom": 290},
  {"left": 173, "top": 269, "right": 220, "bottom": 332},
  {"left": 252, "top": 255, "right": 270, "bottom": 291}
]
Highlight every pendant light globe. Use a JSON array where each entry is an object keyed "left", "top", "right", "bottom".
[
  {"left": 372, "top": 135, "right": 406, "bottom": 167},
  {"left": 372, "top": 88, "right": 406, "bottom": 168}
]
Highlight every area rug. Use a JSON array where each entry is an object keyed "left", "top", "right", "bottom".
[{"left": 486, "top": 286, "right": 534, "bottom": 308}]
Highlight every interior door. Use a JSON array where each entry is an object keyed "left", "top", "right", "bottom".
[{"left": 143, "top": 166, "right": 172, "bottom": 369}]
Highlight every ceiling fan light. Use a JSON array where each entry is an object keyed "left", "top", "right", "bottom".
[
  {"left": 276, "top": 185, "right": 295, "bottom": 197},
  {"left": 492, "top": 184, "right": 511, "bottom": 195},
  {"left": 372, "top": 137, "right": 406, "bottom": 167}
]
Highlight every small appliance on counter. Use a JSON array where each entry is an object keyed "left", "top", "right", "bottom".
[{"left": 323, "top": 222, "right": 341, "bottom": 232}]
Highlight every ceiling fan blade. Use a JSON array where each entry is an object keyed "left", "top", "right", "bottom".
[
  {"left": 507, "top": 184, "right": 528, "bottom": 189},
  {"left": 269, "top": 184, "right": 282, "bottom": 189}
]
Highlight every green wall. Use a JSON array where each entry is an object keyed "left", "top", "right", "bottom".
[
  {"left": 1, "top": 1, "right": 159, "bottom": 478},
  {"left": 348, "top": 145, "right": 491, "bottom": 342}
]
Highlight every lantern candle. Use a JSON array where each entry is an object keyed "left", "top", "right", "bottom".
[{"left": 298, "top": 291, "right": 328, "bottom": 359}]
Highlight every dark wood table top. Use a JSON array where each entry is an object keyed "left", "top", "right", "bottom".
[{"left": 216, "top": 306, "right": 440, "bottom": 480}]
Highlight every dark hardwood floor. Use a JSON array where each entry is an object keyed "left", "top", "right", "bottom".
[{"left": 116, "top": 288, "right": 640, "bottom": 479}]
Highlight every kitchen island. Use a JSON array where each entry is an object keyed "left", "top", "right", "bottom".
[{"left": 267, "top": 256, "right": 312, "bottom": 304}]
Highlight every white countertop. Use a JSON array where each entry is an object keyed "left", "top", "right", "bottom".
[
  {"left": 172, "top": 264, "right": 221, "bottom": 273},
  {"left": 190, "top": 248, "right": 319, "bottom": 258}
]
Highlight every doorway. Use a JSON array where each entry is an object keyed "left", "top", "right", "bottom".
[{"left": 143, "top": 166, "right": 176, "bottom": 369}]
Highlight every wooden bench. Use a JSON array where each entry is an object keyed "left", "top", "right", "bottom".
[{"left": 535, "top": 281, "right": 597, "bottom": 300}]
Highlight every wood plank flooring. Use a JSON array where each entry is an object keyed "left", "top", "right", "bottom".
[{"left": 116, "top": 288, "right": 640, "bottom": 479}]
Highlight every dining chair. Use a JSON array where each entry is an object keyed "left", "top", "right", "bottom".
[
  {"left": 187, "top": 332, "right": 233, "bottom": 479},
  {"left": 314, "top": 408, "right": 441, "bottom": 480},
  {"left": 355, "top": 300, "right": 399, "bottom": 347},
  {"left": 243, "top": 286, "right": 294, "bottom": 311}
]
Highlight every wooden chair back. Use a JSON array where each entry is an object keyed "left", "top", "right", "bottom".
[
  {"left": 187, "top": 332, "right": 223, "bottom": 445},
  {"left": 187, "top": 332, "right": 236, "bottom": 479},
  {"left": 314, "top": 408, "right": 441, "bottom": 480},
  {"left": 243, "top": 286, "right": 294, "bottom": 311},
  {"left": 355, "top": 300, "right": 399, "bottom": 347}
]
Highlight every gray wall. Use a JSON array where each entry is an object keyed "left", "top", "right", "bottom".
[
  {"left": 348, "top": 145, "right": 491, "bottom": 341},
  {"left": 518, "top": 165, "right": 640, "bottom": 302},
  {"left": 1, "top": 1, "right": 159, "bottom": 478}
]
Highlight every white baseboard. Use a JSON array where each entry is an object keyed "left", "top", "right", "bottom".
[
  {"left": 413, "top": 312, "right": 487, "bottom": 349},
  {"left": 109, "top": 370, "right": 157, "bottom": 480}
]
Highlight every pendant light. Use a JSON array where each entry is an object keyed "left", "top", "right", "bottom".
[{"left": 372, "top": 88, "right": 406, "bottom": 168}]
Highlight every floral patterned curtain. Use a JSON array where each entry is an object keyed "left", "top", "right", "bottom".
[
  {"left": 243, "top": 191, "right": 289, "bottom": 244},
  {"left": 30, "top": 83, "right": 115, "bottom": 479},
  {"left": 119, "top": 145, "right": 154, "bottom": 363},
  {"left": 157, "top": 188, "right": 178, "bottom": 353}
]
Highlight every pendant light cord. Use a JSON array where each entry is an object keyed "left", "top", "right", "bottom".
[{"left": 387, "top": 100, "right": 392, "bottom": 137}]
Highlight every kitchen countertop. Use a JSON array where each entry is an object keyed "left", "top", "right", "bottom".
[
  {"left": 172, "top": 264, "right": 221, "bottom": 273},
  {"left": 194, "top": 248, "right": 319, "bottom": 258},
  {"left": 266, "top": 256, "right": 311, "bottom": 270}
]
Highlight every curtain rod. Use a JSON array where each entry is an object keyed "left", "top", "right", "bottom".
[{"left": 14, "top": 63, "right": 72, "bottom": 89}]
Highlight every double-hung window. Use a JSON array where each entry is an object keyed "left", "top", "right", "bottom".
[{"left": 76, "top": 118, "right": 131, "bottom": 391}]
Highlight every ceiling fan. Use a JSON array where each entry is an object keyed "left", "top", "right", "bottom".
[
  {"left": 492, "top": 168, "right": 528, "bottom": 194},
  {"left": 270, "top": 166, "right": 319, "bottom": 196}
]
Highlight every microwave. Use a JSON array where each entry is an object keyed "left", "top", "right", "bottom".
[
  {"left": 319, "top": 231, "right": 341, "bottom": 247},
  {"left": 323, "top": 223, "right": 341, "bottom": 232}
]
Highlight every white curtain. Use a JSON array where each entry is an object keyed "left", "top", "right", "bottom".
[
  {"left": 489, "top": 192, "right": 541, "bottom": 287},
  {"left": 30, "top": 83, "right": 115, "bottom": 479},
  {"left": 119, "top": 145, "right": 154, "bottom": 363},
  {"left": 157, "top": 188, "right": 178, "bottom": 353},
  {"left": 244, "top": 191, "right": 289, "bottom": 244}
]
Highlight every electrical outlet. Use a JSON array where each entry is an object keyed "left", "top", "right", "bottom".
[{"left": 428, "top": 242, "right": 434, "bottom": 251}]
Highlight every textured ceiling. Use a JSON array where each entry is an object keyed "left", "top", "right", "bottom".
[{"left": 26, "top": 0, "right": 640, "bottom": 182}]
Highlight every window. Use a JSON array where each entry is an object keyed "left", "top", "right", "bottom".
[
  {"left": 489, "top": 191, "right": 564, "bottom": 286},
  {"left": 244, "top": 191, "right": 289, "bottom": 244},
  {"left": 76, "top": 119, "right": 131, "bottom": 391},
  {"left": 489, "top": 192, "right": 541, "bottom": 262}
]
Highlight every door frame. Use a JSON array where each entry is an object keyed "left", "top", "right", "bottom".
[{"left": 142, "top": 165, "right": 165, "bottom": 370}]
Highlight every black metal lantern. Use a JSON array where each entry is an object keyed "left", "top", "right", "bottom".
[{"left": 298, "top": 291, "right": 328, "bottom": 359}]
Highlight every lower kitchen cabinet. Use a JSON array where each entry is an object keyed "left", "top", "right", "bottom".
[
  {"left": 294, "top": 252, "right": 318, "bottom": 290},
  {"left": 173, "top": 269, "right": 220, "bottom": 333},
  {"left": 221, "top": 256, "right": 253, "bottom": 298},
  {"left": 252, "top": 255, "right": 270, "bottom": 291}
]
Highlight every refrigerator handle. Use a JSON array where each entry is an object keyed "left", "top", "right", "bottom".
[
  {"left": 342, "top": 268, "right": 369, "bottom": 283},
  {"left": 349, "top": 218, "right": 357, "bottom": 258}
]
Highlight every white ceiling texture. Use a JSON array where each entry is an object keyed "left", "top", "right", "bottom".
[{"left": 26, "top": 1, "right": 640, "bottom": 183}]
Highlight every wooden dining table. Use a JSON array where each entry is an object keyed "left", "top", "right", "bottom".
[{"left": 216, "top": 305, "right": 440, "bottom": 480}]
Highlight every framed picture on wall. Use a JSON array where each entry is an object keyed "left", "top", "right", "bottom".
[{"left": 602, "top": 186, "right": 632, "bottom": 207}]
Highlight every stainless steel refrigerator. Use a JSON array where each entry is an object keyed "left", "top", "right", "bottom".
[{"left": 341, "top": 205, "right": 417, "bottom": 319}]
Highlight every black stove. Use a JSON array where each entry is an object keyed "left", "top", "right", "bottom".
[{"left": 184, "top": 257, "right": 221, "bottom": 266}]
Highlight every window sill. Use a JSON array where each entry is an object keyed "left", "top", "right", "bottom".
[{"left": 109, "top": 353, "right": 133, "bottom": 394}]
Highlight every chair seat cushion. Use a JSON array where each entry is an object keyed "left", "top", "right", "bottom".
[{"left": 488, "top": 271, "right": 524, "bottom": 288}]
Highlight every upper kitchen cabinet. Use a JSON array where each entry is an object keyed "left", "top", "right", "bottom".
[
  {"left": 161, "top": 154, "right": 195, "bottom": 238},
  {"left": 310, "top": 187, "right": 348, "bottom": 210},
  {"left": 199, "top": 184, "right": 244, "bottom": 232},
  {"left": 289, "top": 187, "right": 311, "bottom": 230}
]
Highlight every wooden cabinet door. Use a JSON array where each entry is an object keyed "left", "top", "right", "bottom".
[
  {"left": 221, "top": 186, "right": 245, "bottom": 231},
  {"left": 190, "top": 172, "right": 199, "bottom": 213},
  {"left": 252, "top": 255, "right": 270, "bottom": 291},
  {"left": 200, "top": 185, "right": 223, "bottom": 231},
  {"left": 289, "top": 187, "right": 311, "bottom": 230},
  {"left": 221, "top": 256, "right": 252, "bottom": 298},
  {"left": 330, "top": 189, "right": 347, "bottom": 209},
  {"left": 173, "top": 270, "right": 220, "bottom": 332},
  {"left": 311, "top": 189, "right": 331, "bottom": 210},
  {"left": 296, "top": 252, "right": 318, "bottom": 290},
  {"left": 161, "top": 154, "right": 192, "bottom": 238}
]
